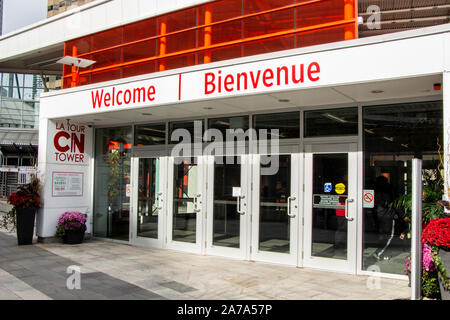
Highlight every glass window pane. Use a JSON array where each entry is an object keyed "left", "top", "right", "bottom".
[
  {"left": 253, "top": 111, "right": 299, "bottom": 139},
  {"left": 362, "top": 101, "right": 443, "bottom": 275},
  {"left": 134, "top": 123, "right": 166, "bottom": 146},
  {"left": 304, "top": 107, "right": 358, "bottom": 137},
  {"left": 259, "top": 154, "right": 291, "bottom": 253},
  {"left": 23, "top": 88, "right": 45, "bottom": 101},
  {"left": 208, "top": 116, "right": 249, "bottom": 140},
  {"left": 312, "top": 153, "right": 348, "bottom": 260},
  {"left": 24, "top": 74, "right": 35, "bottom": 87},
  {"left": 92, "top": 27, "right": 123, "bottom": 51},
  {"left": 137, "top": 158, "right": 160, "bottom": 239},
  {"left": 1, "top": 86, "right": 23, "bottom": 99},
  {"left": 169, "top": 120, "right": 204, "bottom": 144},
  {"left": 123, "top": 18, "right": 157, "bottom": 43},
  {"left": 0, "top": 112, "right": 22, "bottom": 128},
  {"left": 172, "top": 157, "right": 198, "bottom": 243},
  {"left": 93, "top": 126, "right": 132, "bottom": 240},
  {"left": 6, "top": 74, "right": 24, "bottom": 87},
  {"left": 213, "top": 157, "right": 241, "bottom": 248}
]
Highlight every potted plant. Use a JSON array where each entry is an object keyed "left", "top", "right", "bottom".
[
  {"left": 403, "top": 244, "right": 441, "bottom": 299},
  {"left": 422, "top": 217, "right": 450, "bottom": 300},
  {"left": 55, "top": 211, "right": 87, "bottom": 244},
  {"left": 2, "top": 175, "right": 41, "bottom": 245}
]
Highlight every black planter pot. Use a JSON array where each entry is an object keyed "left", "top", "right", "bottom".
[
  {"left": 438, "top": 249, "right": 450, "bottom": 300},
  {"left": 15, "top": 207, "right": 37, "bottom": 245},
  {"left": 63, "top": 229, "right": 85, "bottom": 245}
]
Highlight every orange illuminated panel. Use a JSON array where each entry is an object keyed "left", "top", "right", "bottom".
[{"left": 63, "top": 0, "right": 357, "bottom": 88}]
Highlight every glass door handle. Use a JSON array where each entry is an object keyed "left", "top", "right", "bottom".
[
  {"left": 345, "top": 198, "right": 354, "bottom": 221},
  {"left": 237, "top": 195, "right": 246, "bottom": 215},
  {"left": 157, "top": 192, "right": 163, "bottom": 210},
  {"left": 194, "top": 194, "right": 202, "bottom": 213},
  {"left": 287, "top": 196, "right": 296, "bottom": 218}
]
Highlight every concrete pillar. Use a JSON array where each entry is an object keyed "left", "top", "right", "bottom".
[{"left": 444, "top": 71, "right": 450, "bottom": 201}]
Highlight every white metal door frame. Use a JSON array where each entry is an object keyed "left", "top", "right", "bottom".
[
  {"left": 204, "top": 155, "right": 251, "bottom": 259},
  {"left": 130, "top": 156, "right": 168, "bottom": 249},
  {"left": 303, "top": 143, "right": 358, "bottom": 274},
  {"left": 250, "top": 153, "right": 301, "bottom": 266},
  {"left": 166, "top": 156, "right": 205, "bottom": 254}
]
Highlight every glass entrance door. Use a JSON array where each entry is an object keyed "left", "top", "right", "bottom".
[
  {"left": 250, "top": 154, "right": 301, "bottom": 265},
  {"left": 131, "top": 156, "right": 167, "bottom": 248},
  {"left": 303, "top": 143, "right": 358, "bottom": 273},
  {"left": 166, "top": 156, "right": 205, "bottom": 254},
  {"left": 205, "top": 155, "right": 250, "bottom": 259}
]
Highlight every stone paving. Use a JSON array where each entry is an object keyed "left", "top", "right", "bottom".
[{"left": 0, "top": 229, "right": 411, "bottom": 300}]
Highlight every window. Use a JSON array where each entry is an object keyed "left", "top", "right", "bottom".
[
  {"left": 63, "top": 0, "right": 357, "bottom": 88},
  {"left": 362, "top": 101, "right": 443, "bottom": 275},
  {"left": 253, "top": 111, "right": 300, "bottom": 139},
  {"left": 134, "top": 123, "right": 166, "bottom": 146},
  {"left": 304, "top": 107, "right": 358, "bottom": 137}
]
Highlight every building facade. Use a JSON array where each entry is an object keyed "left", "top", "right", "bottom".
[
  {"left": 0, "top": 0, "right": 449, "bottom": 280},
  {"left": 47, "top": 0, "right": 96, "bottom": 17}
]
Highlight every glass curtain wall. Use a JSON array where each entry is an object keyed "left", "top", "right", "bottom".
[
  {"left": 0, "top": 73, "right": 44, "bottom": 129},
  {"left": 93, "top": 126, "right": 132, "bottom": 241},
  {"left": 363, "top": 101, "right": 443, "bottom": 275}
]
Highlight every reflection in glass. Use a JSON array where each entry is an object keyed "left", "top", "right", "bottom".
[
  {"left": 137, "top": 158, "right": 160, "bottom": 239},
  {"left": 213, "top": 157, "right": 240, "bottom": 248},
  {"left": 259, "top": 155, "right": 290, "bottom": 253},
  {"left": 253, "top": 112, "right": 300, "bottom": 139},
  {"left": 169, "top": 120, "right": 204, "bottom": 144},
  {"left": 135, "top": 123, "right": 166, "bottom": 146},
  {"left": 93, "top": 126, "right": 132, "bottom": 241},
  {"left": 312, "top": 153, "right": 348, "bottom": 260},
  {"left": 173, "top": 158, "right": 198, "bottom": 243},
  {"left": 208, "top": 116, "right": 250, "bottom": 141},
  {"left": 363, "top": 101, "right": 443, "bottom": 274},
  {"left": 304, "top": 107, "right": 358, "bottom": 137}
]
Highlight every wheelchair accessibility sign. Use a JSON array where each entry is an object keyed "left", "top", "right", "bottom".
[{"left": 324, "top": 183, "right": 332, "bottom": 193}]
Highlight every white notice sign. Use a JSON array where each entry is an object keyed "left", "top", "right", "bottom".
[
  {"left": 363, "top": 189, "right": 375, "bottom": 208},
  {"left": 52, "top": 172, "right": 83, "bottom": 197},
  {"left": 232, "top": 187, "right": 241, "bottom": 197}
]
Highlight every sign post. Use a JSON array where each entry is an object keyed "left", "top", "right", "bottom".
[{"left": 411, "top": 159, "right": 422, "bottom": 300}]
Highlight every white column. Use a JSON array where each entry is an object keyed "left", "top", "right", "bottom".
[
  {"left": 36, "top": 117, "right": 50, "bottom": 238},
  {"left": 444, "top": 71, "right": 450, "bottom": 201}
]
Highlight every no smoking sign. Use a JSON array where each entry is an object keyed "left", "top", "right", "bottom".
[{"left": 363, "top": 189, "right": 375, "bottom": 208}]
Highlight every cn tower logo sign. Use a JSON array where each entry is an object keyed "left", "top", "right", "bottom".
[{"left": 53, "top": 122, "right": 86, "bottom": 163}]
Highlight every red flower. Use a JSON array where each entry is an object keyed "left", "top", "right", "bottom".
[{"left": 422, "top": 218, "right": 450, "bottom": 249}]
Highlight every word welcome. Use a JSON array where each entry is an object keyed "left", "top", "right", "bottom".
[
  {"left": 204, "top": 62, "right": 320, "bottom": 95},
  {"left": 91, "top": 85, "right": 156, "bottom": 109}
]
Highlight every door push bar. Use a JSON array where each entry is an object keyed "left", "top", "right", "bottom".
[
  {"left": 194, "top": 194, "right": 202, "bottom": 213},
  {"left": 345, "top": 198, "right": 354, "bottom": 221},
  {"left": 287, "top": 196, "right": 296, "bottom": 218},
  {"left": 237, "top": 195, "right": 246, "bottom": 215}
]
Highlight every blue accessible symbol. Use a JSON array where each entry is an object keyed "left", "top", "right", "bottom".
[{"left": 324, "top": 183, "right": 332, "bottom": 193}]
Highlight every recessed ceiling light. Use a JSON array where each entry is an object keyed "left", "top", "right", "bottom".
[{"left": 371, "top": 90, "right": 384, "bottom": 94}]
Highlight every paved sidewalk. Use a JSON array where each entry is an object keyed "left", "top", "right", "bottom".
[{"left": 0, "top": 230, "right": 411, "bottom": 300}]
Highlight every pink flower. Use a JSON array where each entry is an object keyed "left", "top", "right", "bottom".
[{"left": 422, "top": 244, "right": 435, "bottom": 272}]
